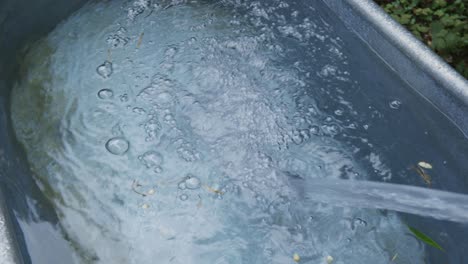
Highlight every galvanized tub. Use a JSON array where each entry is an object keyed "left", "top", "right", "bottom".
[{"left": 0, "top": 0, "right": 467, "bottom": 263}]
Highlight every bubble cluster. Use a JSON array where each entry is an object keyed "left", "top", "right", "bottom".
[{"left": 138, "top": 151, "right": 163, "bottom": 168}]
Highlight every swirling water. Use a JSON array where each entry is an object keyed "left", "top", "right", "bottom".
[{"left": 10, "top": 0, "right": 468, "bottom": 263}]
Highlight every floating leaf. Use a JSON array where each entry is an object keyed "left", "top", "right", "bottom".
[
  {"left": 293, "top": 253, "right": 300, "bottom": 262},
  {"left": 417, "top": 161, "right": 433, "bottom": 169},
  {"left": 408, "top": 226, "right": 444, "bottom": 251}
]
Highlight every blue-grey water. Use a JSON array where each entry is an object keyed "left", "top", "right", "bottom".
[{"left": 10, "top": 0, "right": 468, "bottom": 263}]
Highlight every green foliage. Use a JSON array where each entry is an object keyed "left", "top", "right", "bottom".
[
  {"left": 376, "top": 0, "right": 468, "bottom": 79},
  {"left": 407, "top": 225, "right": 445, "bottom": 252}
]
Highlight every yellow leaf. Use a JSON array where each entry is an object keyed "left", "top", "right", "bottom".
[
  {"left": 204, "top": 185, "right": 224, "bottom": 195},
  {"left": 293, "top": 253, "right": 300, "bottom": 262},
  {"left": 418, "top": 161, "right": 433, "bottom": 169}
]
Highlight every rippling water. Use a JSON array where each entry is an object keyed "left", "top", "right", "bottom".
[{"left": 10, "top": 0, "right": 468, "bottom": 263}]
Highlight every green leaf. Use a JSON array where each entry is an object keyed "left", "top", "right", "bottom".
[
  {"left": 463, "top": 34, "right": 468, "bottom": 44},
  {"left": 399, "top": 14, "right": 413, "bottom": 24},
  {"left": 445, "top": 32, "right": 459, "bottom": 48},
  {"left": 434, "top": 9, "right": 445, "bottom": 17},
  {"left": 432, "top": 37, "right": 447, "bottom": 50},
  {"left": 455, "top": 61, "right": 466, "bottom": 72},
  {"left": 411, "top": 30, "right": 423, "bottom": 40},
  {"left": 441, "top": 15, "right": 456, "bottom": 26},
  {"left": 431, "top": 21, "right": 444, "bottom": 34},
  {"left": 408, "top": 226, "right": 445, "bottom": 252},
  {"left": 415, "top": 25, "right": 429, "bottom": 33},
  {"left": 414, "top": 8, "right": 433, "bottom": 16},
  {"left": 434, "top": 0, "right": 447, "bottom": 8}
]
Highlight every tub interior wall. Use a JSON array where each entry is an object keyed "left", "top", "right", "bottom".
[
  {"left": 0, "top": 0, "right": 467, "bottom": 263},
  {"left": 322, "top": 0, "right": 468, "bottom": 137}
]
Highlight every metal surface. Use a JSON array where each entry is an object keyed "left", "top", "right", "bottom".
[{"left": 0, "top": 189, "right": 17, "bottom": 264}]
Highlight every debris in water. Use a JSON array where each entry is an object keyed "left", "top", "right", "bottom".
[
  {"left": 326, "top": 255, "right": 334, "bottom": 264},
  {"left": 407, "top": 225, "right": 444, "bottom": 252},
  {"left": 131, "top": 180, "right": 156, "bottom": 196},
  {"left": 412, "top": 165, "right": 432, "bottom": 187},
  {"left": 137, "top": 32, "right": 144, "bottom": 48},
  {"left": 293, "top": 253, "right": 300, "bottom": 262},
  {"left": 418, "top": 161, "right": 433, "bottom": 169},
  {"left": 197, "top": 195, "right": 202, "bottom": 208},
  {"left": 141, "top": 203, "right": 150, "bottom": 209},
  {"left": 204, "top": 185, "right": 224, "bottom": 195},
  {"left": 391, "top": 253, "right": 398, "bottom": 262}
]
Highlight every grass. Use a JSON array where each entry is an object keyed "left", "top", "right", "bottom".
[{"left": 375, "top": 0, "right": 468, "bottom": 79}]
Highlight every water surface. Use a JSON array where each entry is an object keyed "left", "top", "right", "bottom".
[{"left": 10, "top": 0, "right": 468, "bottom": 263}]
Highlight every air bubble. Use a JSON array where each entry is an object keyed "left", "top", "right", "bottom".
[
  {"left": 177, "top": 147, "right": 198, "bottom": 162},
  {"left": 133, "top": 107, "right": 146, "bottom": 115},
  {"left": 179, "top": 194, "right": 189, "bottom": 201},
  {"left": 389, "top": 100, "right": 402, "bottom": 110},
  {"left": 120, "top": 94, "right": 129, "bottom": 102},
  {"left": 96, "top": 61, "right": 113, "bottom": 78},
  {"left": 105, "top": 137, "right": 129, "bottom": 155},
  {"left": 334, "top": 109, "right": 344, "bottom": 116},
  {"left": 97, "top": 89, "right": 114, "bottom": 99},
  {"left": 155, "top": 92, "right": 174, "bottom": 107},
  {"left": 352, "top": 218, "right": 368, "bottom": 230},
  {"left": 178, "top": 181, "right": 186, "bottom": 190},
  {"left": 154, "top": 166, "right": 163, "bottom": 173},
  {"left": 291, "top": 130, "right": 303, "bottom": 145},
  {"left": 188, "top": 37, "right": 197, "bottom": 45},
  {"left": 310, "top": 125, "right": 320, "bottom": 135},
  {"left": 164, "top": 114, "right": 174, "bottom": 121},
  {"left": 143, "top": 117, "right": 161, "bottom": 141},
  {"left": 139, "top": 151, "right": 163, "bottom": 168},
  {"left": 184, "top": 175, "right": 201, "bottom": 190}
]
